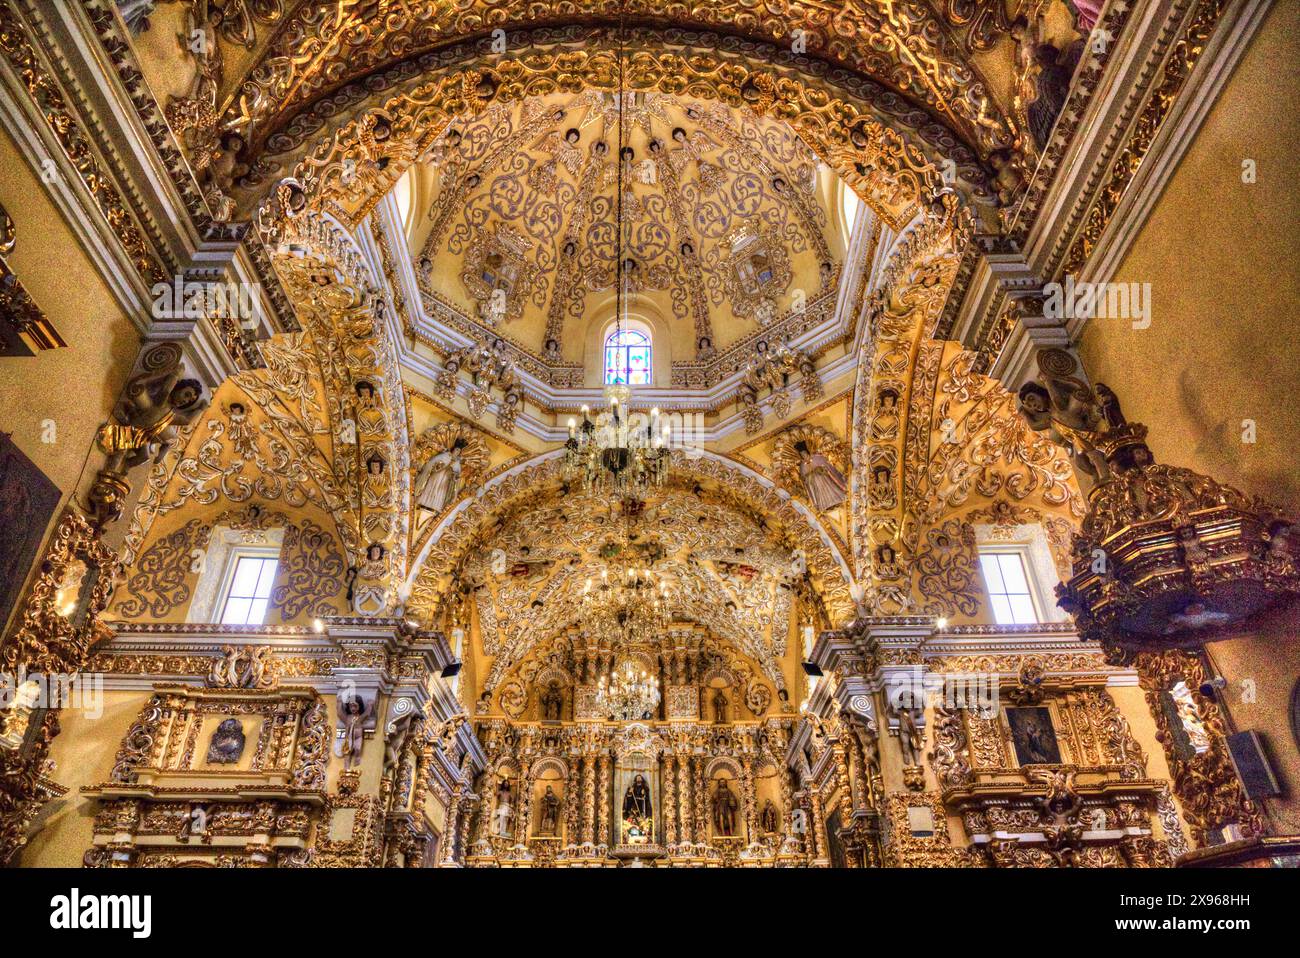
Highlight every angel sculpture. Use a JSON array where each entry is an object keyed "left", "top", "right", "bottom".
[
  {"left": 895, "top": 705, "right": 924, "bottom": 767},
  {"left": 1016, "top": 348, "right": 1132, "bottom": 488},
  {"left": 336, "top": 694, "right": 376, "bottom": 770},
  {"left": 98, "top": 358, "right": 206, "bottom": 475},
  {"left": 433, "top": 713, "right": 468, "bottom": 757}
]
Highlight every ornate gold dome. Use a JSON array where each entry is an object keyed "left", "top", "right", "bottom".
[{"left": 404, "top": 91, "right": 844, "bottom": 372}]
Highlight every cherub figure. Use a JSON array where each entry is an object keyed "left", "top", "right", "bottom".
[
  {"left": 1016, "top": 349, "right": 1117, "bottom": 486},
  {"left": 336, "top": 693, "right": 376, "bottom": 770}
]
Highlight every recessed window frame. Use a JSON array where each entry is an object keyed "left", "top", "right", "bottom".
[
  {"left": 977, "top": 546, "right": 1043, "bottom": 626},
  {"left": 603, "top": 325, "right": 653, "bottom": 386},
  {"left": 215, "top": 547, "right": 281, "bottom": 626}
]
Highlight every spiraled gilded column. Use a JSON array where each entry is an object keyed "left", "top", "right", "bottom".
[
  {"left": 740, "top": 757, "right": 758, "bottom": 840},
  {"left": 663, "top": 754, "right": 678, "bottom": 845},
  {"left": 835, "top": 736, "right": 858, "bottom": 811},
  {"left": 809, "top": 792, "right": 826, "bottom": 862},
  {"left": 516, "top": 772, "right": 535, "bottom": 844},
  {"left": 693, "top": 758, "right": 707, "bottom": 839},
  {"left": 441, "top": 792, "right": 461, "bottom": 865},
  {"left": 581, "top": 753, "right": 595, "bottom": 844},
  {"left": 564, "top": 760, "right": 580, "bottom": 846},
  {"left": 596, "top": 752, "right": 610, "bottom": 845},
  {"left": 474, "top": 775, "right": 494, "bottom": 846},
  {"left": 778, "top": 765, "right": 795, "bottom": 841},
  {"left": 677, "top": 753, "right": 693, "bottom": 844},
  {"left": 458, "top": 795, "right": 476, "bottom": 861}
]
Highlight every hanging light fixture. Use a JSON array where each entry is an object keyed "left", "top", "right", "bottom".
[
  {"left": 581, "top": 562, "right": 671, "bottom": 646},
  {"left": 594, "top": 655, "right": 662, "bottom": 722},
  {"left": 564, "top": 12, "right": 670, "bottom": 496}
]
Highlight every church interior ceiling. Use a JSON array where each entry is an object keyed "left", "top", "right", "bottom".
[
  {"left": 407, "top": 91, "right": 838, "bottom": 365},
  {"left": 46, "top": 0, "right": 1119, "bottom": 702},
  {"left": 9, "top": 0, "right": 1291, "bottom": 881}
]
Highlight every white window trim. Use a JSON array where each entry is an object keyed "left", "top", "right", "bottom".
[
  {"left": 188, "top": 525, "right": 285, "bottom": 624},
  {"left": 978, "top": 548, "right": 1043, "bottom": 625},
  {"left": 214, "top": 550, "right": 281, "bottom": 626}
]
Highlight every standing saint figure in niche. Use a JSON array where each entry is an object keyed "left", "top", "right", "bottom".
[
  {"left": 540, "top": 681, "right": 564, "bottom": 721},
  {"left": 795, "top": 441, "right": 847, "bottom": 511},
  {"left": 713, "top": 779, "right": 739, "bottom": 836},
  {"left": 622, "top": 773, "right": 653, "bottom": 841},
  {"left": 539, "top": 785, "right": 561, "bottom": 836},
  {"left": 414, "top": 437, "right": 466, "bottom": 513}
]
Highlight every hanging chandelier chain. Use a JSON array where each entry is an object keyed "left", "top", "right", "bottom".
[
  {"left": 614, "top": 5, "right": 626, "bottom": 342},
  {"left": 561, "top": 4, "right": 672, "bottom": 499}
]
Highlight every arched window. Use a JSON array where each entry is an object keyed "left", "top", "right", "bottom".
[{"left": 604, "top": 327, "right": 652, "bottom": 385}]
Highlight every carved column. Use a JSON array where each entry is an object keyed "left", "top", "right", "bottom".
[
  {"left": 441, "top": 792, "right": 462, "bottom": 865},
  {"left": 808, "top": 791, "right": 827, "bottom": 863},
  {"left": 777, "top": 764, "right": 796, "bottom": 843},
  {"left": 663, "top": 754, "right": 678, "bottom": 846},
  {"left": 516, "top": 772, "right": 535, "bottom": 844},
  {"left": 740, "top": 757, "right": 757, "bottom": 840},
  {"left": 596, "top": 752, "right": 610, "bottom": 846},
  {"left": 457, "top": 794, "right": 476, "bottom": 861},
  {"left": 677, "top": 753, "right": 693, "bottom": 844},
  {"left": 563, "top": 760, "right": 580, "bottom": 847},
  {"left": 474, "top": 774, "right": 494, "bottom": 846},
  {"left": 581, "top": 752, "right": 595, "bottom": 845},
  {"left": 693, "top": 758, "right": 707, "bottom": 840},
  {"left": 837, "top": 735, "right": 864, "bottom": 812}
]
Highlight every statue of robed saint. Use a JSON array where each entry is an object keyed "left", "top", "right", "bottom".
[{"left": 621, "top": 773, "right": 653, "bottom": 842}]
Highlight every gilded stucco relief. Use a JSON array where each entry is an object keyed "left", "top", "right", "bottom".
[{"left": 5, "top": 0, "right": 1280, "bottom": 875}]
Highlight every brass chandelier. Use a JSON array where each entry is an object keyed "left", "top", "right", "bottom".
[
  {"left": 562, "top": 13, "right": 670, "bottom": 497},
  {"left": 595, "top": 656, "right": 661, "bottom": 722},
  {"left": 581, "top": 563, "right": 671, "bottom": 647},
  {"left": 565, "top": 390, "right": 670, "bottom": 495}
]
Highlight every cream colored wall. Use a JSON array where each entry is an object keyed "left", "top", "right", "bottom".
[
  {"left": 1079, "top": 2, "right": 1300, "bottom": 839},
  {"left": 1203, "top": 596, "right": 1300, "bottom": 835},
  {"left": 20, "top": 689, "right": 153, "bottom": 867},
  {"left": 1079, "top": 1, "right": 1300, "bottom": 513},
  {"left": 0, "top": 123, "right": 141, "bottom": 633}
]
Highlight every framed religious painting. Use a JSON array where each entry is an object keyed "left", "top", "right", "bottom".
[
  {"left": 1006, "top": 706, "right": 1063, "bottom": 766},
  {"left": 0, "top": 432, "right": 61, "bottom": 630}
]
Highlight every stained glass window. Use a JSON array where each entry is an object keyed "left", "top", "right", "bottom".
[{"left": 604, "top": 327, "right": 652, "bottom": 385}]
